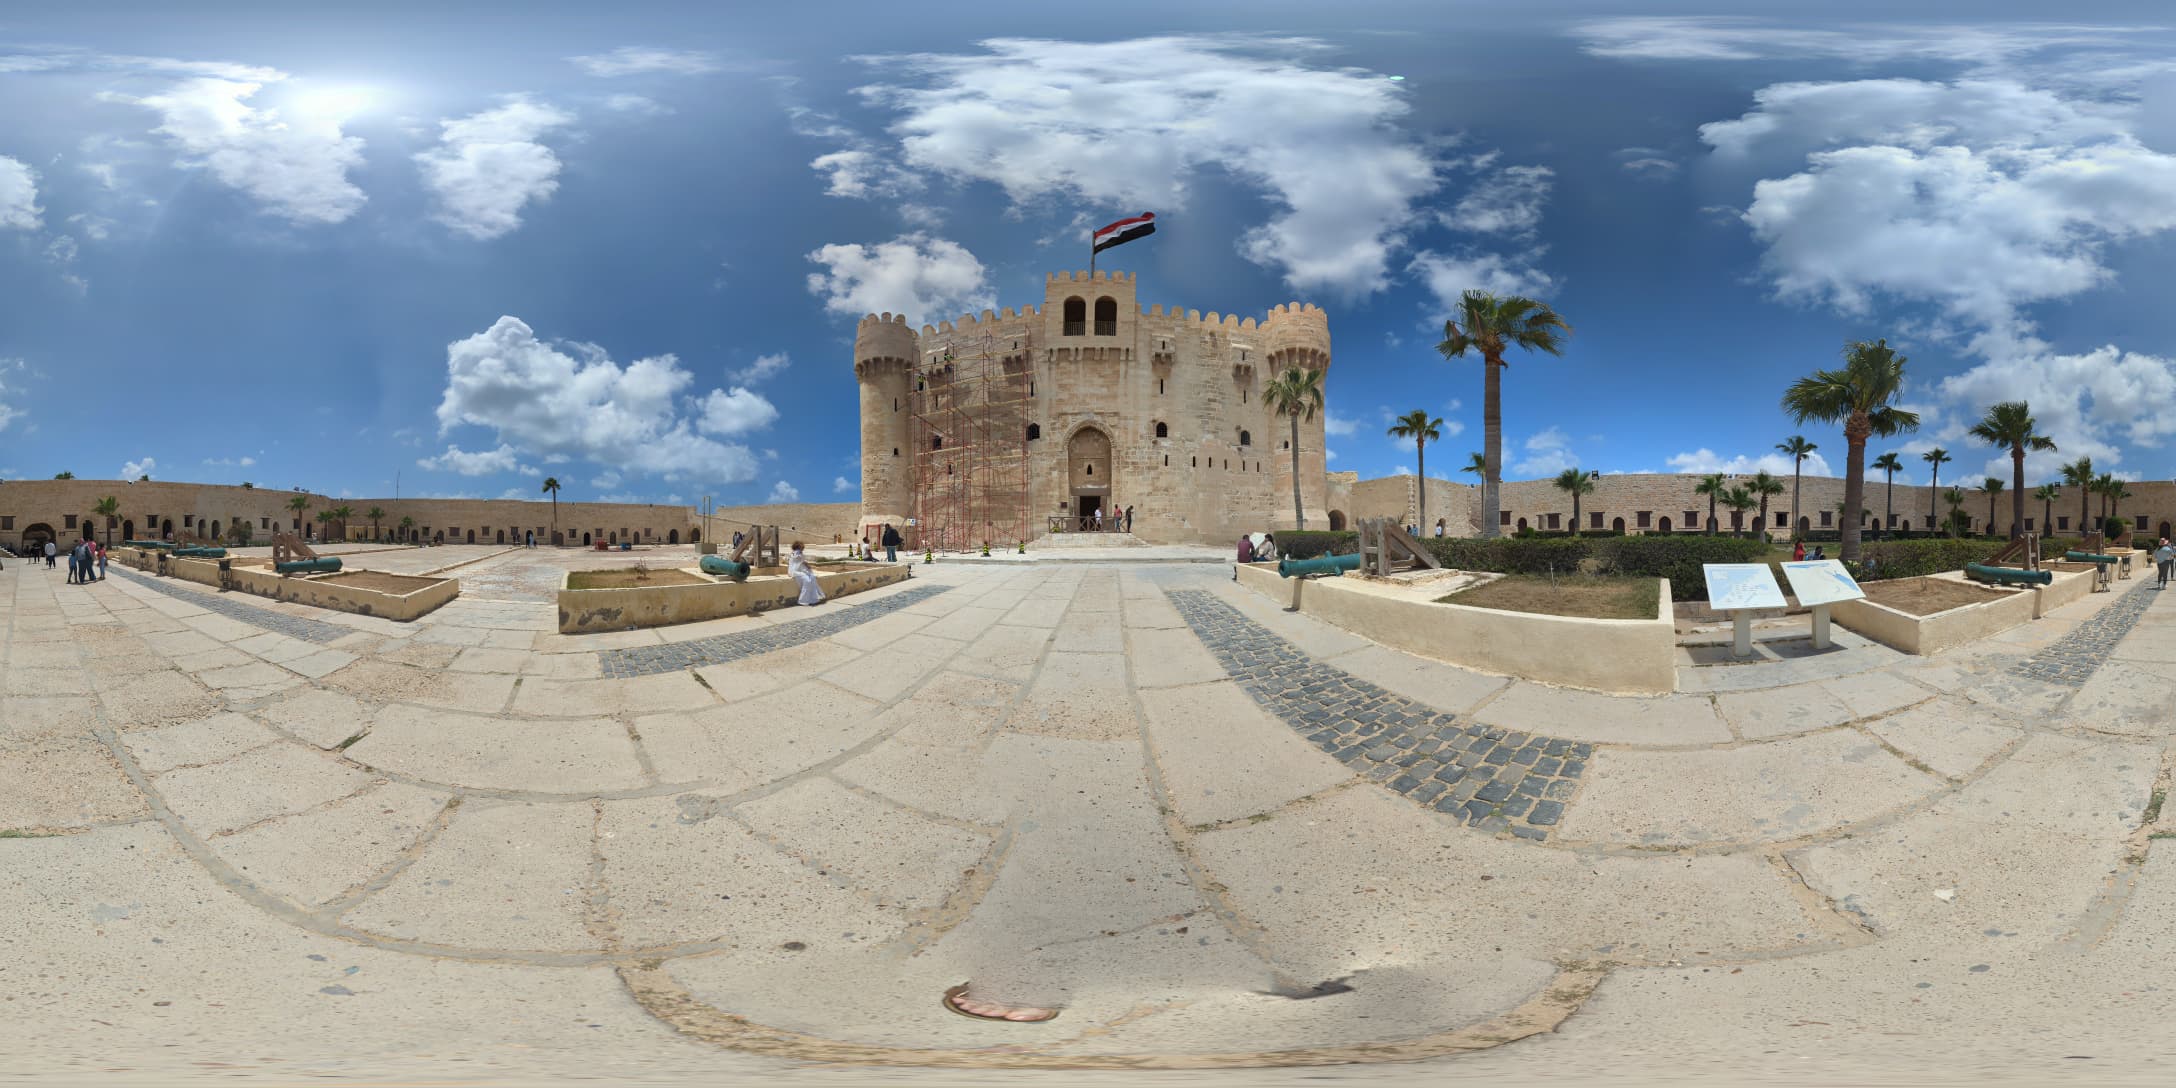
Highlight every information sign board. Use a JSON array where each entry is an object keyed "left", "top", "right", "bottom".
[
  {"left": 1780, "top": 560, "right": 1865, "bottom": 607},
  {"left": 1703, "top": 563, "right": 1786, "bottom": 610}
]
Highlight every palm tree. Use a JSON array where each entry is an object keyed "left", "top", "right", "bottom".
[
  {"left": 365, "top": 506, "right": 386, "bottom": 542},
  {"left": 1781, "top": 339, "right": 1921, "bottom": 562},
  {"left": 1436, "top": 290, "right": 1573, "bottom": 539},
  {"left": 1942, "top": 487, "right": 1968, "bottom": 536},
  {"left": 1871, "top": 452, "right": 1903, "bottom": 536},
  {"left": 1919, "top": 447, "right": 1951, "bottom": 530},
  {"left": 1388, "top": 410, "right": 1445, "bottom": 534},
  {"left": 1980, "top": 478, "right": 2004, "bottom": 536},
  {"left": 1552, "top": 468, "right": 1597, "bottom": 534},
  {"left": 287, "top": 494, "right": 311, "bottom": 533},
  {"left": 2061, "top": 456, "right": 2094, "bottom": 532},
  {"left": 1694, "top": 472, "right": 1728, "bottom": 534},
  {"left": 398, "top": 515, "right": 416, "bottom": 544},
  {"left": 541, "top": 476, "right": 565, "bottom": 544},
  {"left": 2033, "top": 483, "right": 2060, "bottom": 535},
  {"left": 314, "top": 509, "right": 335, "bottom": 540},
  {"left": 1776, "top": 435, "right": 1818, "bottom": 537},
  {"left": 2098, "top": 476, "right": 2132, "bottom": 532},
  {"left": 1263, "top": 366, "right": 1326, "bottom": 530},
  {"left": 329, "top": 505, "right": 355, "bottom": 543},
  {"left": 53, "top": 471, "right": 74, "bottom": 480},
  {"left": 93, "top": 496, "right": 119, "bottom": 546},
  {"left": 1749, "top": 470, "right": 1786, "bottom": 539},
  {"left": 240, "top": 481, "right": 254, "bottom": 489},
  {"left": 1722, "top": 485, "right": 1758, "bottom": 536},
  {"left": 1966, "top": 401, "right": 2056, "bottom": 540}
]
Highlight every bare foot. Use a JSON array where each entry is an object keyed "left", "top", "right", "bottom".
[{"left": 943, "top": 983, "right": 1059, "bottom": 1023}]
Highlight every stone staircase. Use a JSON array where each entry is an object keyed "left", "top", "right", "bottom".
[{"left": 1031, "top": 531, "right": 1150, "bottom": 548}]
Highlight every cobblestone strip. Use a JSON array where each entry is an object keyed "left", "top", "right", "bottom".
[
  {"left": 596, "top": 583, "right": 952, "bottom": 679},
  {"left": 104, "top": 564, "right": 352, "bottom": 644},
  {"left": 1166, "top": 589, "right": 1588, "bottom": 841},
  {"left": 2008, "top": 579, "right": 2161, "bottom": 687}
]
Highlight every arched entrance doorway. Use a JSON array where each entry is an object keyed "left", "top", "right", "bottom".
[
  {"left": 582, "top": 531, "right": 592, "bottom": 545},
  {"left": 668, "top": 529, "right": 679, "bottom": 544},
  {"left": 1798, "top": 516, "right": 1810, "bottom": 536},
  {"left": 688, "top": 529, "right": 699, "bottom": 543},
  {"left": 466, "top": 529, "right": 475, "bottom": 544},
  {"left": 1612, "top": 517, "right": 1625, "bottom": 533},
  {"left": 1658, "top": 516, "right": 1673, "bottom": 534},
  {"left": 1515, "top": 517, "right": 1528, "bottom": 532},
  {"left": 495, "top": 529, "right": 504, "bottom": 544},
  {"left": 209, "top": 520, "right": 220, "bottom": 541},
  {"left": 121, "top": 519, "right": 135, "bottom": 542},
  {"left": 21, "top": 523, "right": 55, "bottom": 554},
  {"left": 161, "top": 518, "right": 174, "bottom": 538},
  {"left": 1327, "top": 510, "right": 1346, "bottom": 531},
  {"left": 2161, "top": 520, "right": 2172, "bottom": 541},
  {"left": 1066, "top": 425, "right": 1112, "bottom": 530}
]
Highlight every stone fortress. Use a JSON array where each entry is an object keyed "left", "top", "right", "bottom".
[{"left": 853, "top": 271, "right": 1332, "bottom": 547}]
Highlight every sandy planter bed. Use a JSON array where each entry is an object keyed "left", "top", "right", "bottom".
[
  {"left": 1234, "top": 562, "right": 1677, "bottom": 694},
  {"left": 311, "top": 570, "right": 449, "bottom": 595},
  {"left": 1830, "top": 572, "right": 2034, "bottom": 655},
  {"left": 566, "top": 569, "right": 710, "bottom": 591},
  {"left": 557, "top": 562, "right": 910, "bottom": 633}
]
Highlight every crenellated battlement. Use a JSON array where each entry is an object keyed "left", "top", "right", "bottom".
[
  {"left": 856, "top": 311, "right": 914, "bottom": 328},
  {"left": 1047, "top": 270, "right": 1136, "bottom": 285}
]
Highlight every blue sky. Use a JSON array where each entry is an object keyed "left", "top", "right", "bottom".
[{"left": 4, "top": 1, "right": 2176, "bottom": 504}]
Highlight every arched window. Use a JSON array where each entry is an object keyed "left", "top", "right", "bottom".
[
  {"left": 1026, "top": 423, "right": 1042, "bottom": 441},
  {"left": 1062, "top": 297, "right": 1086, "bottom": 336},
  {"left": 1154, "top": 421, "right": 1169, "bottom": 438},
  {"left": 931, "top": 435, "right": 944, "bottom": 451},
  {"left": 1094, "top": 297, "right": 1118, "bottom": 335},
  {"left": 1238, "top": 430, "right": 1252, "bottom": 447},
  {"left": 1085, "top": 463, "right": 1093, "bottom": 476}
]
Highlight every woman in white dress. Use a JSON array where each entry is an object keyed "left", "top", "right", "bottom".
[{"left": 788, "top": 541, "right": 826, "bottom": 606}]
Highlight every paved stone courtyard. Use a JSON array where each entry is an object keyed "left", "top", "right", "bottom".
[{"left": 3, "top": 548, "right": 2174, "bottom": 1085}]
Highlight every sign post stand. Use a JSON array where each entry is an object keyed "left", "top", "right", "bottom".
[
  {"left": 1779, "top": 560, "right": 1866, "bottom": 651},
  {"left": 1703, "top": 563, "right": 1788, "bottom": 659}
]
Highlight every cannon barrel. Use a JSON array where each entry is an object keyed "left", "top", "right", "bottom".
[
  {"left": 274, "top": 557, "right": 343, "bottom": 575},
  {"left": 174, "top": 546, "right": 227, "bottom": 558},
  {"left": 125, "top": 540, "right": 175, "bottom": 549},
  {"left": 1965, "top": 563, "right": 2053, "bottom": 586},
  {"left": 1277, "top": 552, "right": 1362, "bottom": 579},
  {"left": 2063, "top": 551, "right": 2118, "bottom": 565},
  {"left": 699, "top": 555, "right": 751, "bottom": 582}
]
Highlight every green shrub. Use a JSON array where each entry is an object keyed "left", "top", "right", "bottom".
[
  {"left": 1852, "top": 538, "right": 1998, "bottom": 581},
  {"left": 1275, "top": 530, "right": 1356, "bottom": 560},
  {"left": 1423, "top": 534, "right": 1767, "bottom": 599}
]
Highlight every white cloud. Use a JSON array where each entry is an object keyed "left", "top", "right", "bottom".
[
  {"left": 0, "top": 358, "right": 24, "bottom": 432},
  {"left": 1448, "top": 163, "right": 1553, "bottom": 234},
  {"left": 806, "top": 233, "right": 993, "bottom": 325},
  {"left": 603, "top": 93, "right": 670, "bottom": 116},
  {"left": 66, "top": 212, "right": 115, "bottom": 240},
  {"left": 833, "top": 475, "right": 856, "bottom": 493},
  {"left": 1572, "top": 17, "right": 2134, "bottom": 65},
  {"left": 695, "top": 387, "right": 780, "bottom": 436},
  {"left": 201, "top": 455, "right": 256, "bottom": 467},
  {"left": 730, "top": 352, "right": 789, "bottom": 384},
  {"left": 762, "top": 448, "right": 779, "bottom": 460},
  {"left": 417, "top": 443, "right": 533, "bottom": 476},
  {"left": 121, "top": 456, "right": 156, "bottom": 479},
  {"left": 1392, "top": 464, "right": 1413, "bottom": 477},
  {"left": 497, "top": 487, "right": 530, "bottom": 501},
  {"left": 416, "top": 97, "right": 575, "bottom": 240},
  {"left": 116, "top": 76, "right": 367, "bottom": 223},
  {"left": 846, "top": 36, "right": 1444, "bottom": 297},
  {"left": 431, "top": 315, "right": 763, "bottom": 483},
  {"left": 569, "top": 47, "right": 719, "bottom": 77},
  {"left": 1664, "top": 448, "right": 1837, "bottom": 478},
  {"left": 1701, "top": 75, "right": 2176, "bottom": 469},
  {"left": 1323, "top": 411, "right": 1361, "bottom": 437},
  {"left": 1324, "top": 449, "right": 1338, "bottom": 463},
  {"left": 1619, "top": 156, "right": 1680, "bottom": 179},
  {"left": 768, "top": 481, "right": 800, "bottom": 503},
  {"left": 0, "top": 156, "right": 41, "bottom": 229},
  {"left": 1409, "top": 250, "right": 1556, "bottom": 307},
  {"left": 1511, "top": 427, "right": 1581, "bottom": 478},
  {"left": 592, "top": 471, "right": 622, "bottom": 489}
]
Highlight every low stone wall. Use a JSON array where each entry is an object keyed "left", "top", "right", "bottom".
[
  {"left": 556, "top": 562, "right": 911, "bottom": 634},
  {"left": 2033, "top": 566, "right": 2095, "bottom": 617},
  {"left": 115, "top": 547, "right": 460, "bottom": 621},
  {"left": 1234, "top": 563, "right": 1678, "bottom": 694},
  {"left": 1829, "top": 573, "right": 2037, "bottom": 655}
]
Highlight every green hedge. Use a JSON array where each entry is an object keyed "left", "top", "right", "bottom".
[
  {"left": 1422, "top": 535, "right": 1768, "bottom": 599},
  {"left": 1848, "top": 536, "right": 2090, "bottom": 581},
  {"left": 1275, "top": 530, "right": 1356, "bottom": 560}
]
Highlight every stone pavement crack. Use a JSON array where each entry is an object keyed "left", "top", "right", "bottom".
[
  {"left": 594, "top": 583, "right": 953, "bottom": 678},
  {"left": 1165, "top": 588, "right": 1587, "bottom": 841},
  {"left": 2008, "top": 578, "right": 2159, "bottom": 687},
  {"left": 104, "top": 564, "right": 353, "bottom": 644}
]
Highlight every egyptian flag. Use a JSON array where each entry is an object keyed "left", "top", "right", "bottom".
[{"left": 1092, "top": 212, "right": 1156, "bottom": 255}]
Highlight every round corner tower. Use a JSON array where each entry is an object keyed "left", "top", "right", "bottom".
[
  {"left": 854, "top": 311, "right": 917, "bottom": 536},
  {"left": 1261, "top": 301, "right": 1334, "bottom": 529}
]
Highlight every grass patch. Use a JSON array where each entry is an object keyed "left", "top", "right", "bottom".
[
  {"left": 335, "top": 731, "right": 367, "bottom": 751},
  {"left": 1437, "top": 574, "right": 1660, "bottom": 620},
  {"left": 567, "top": 567, "right": 709, "bottom": 590},
  {"left": 0, "top": 828, "right": 58, "bottom": 839},
  {"left": 2144, "top": 788, "right": 2166, "bottom": 826}
]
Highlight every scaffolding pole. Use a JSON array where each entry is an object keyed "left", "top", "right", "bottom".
[{"left": 909, "top": 331, "right": 1031, "bottom": 553}]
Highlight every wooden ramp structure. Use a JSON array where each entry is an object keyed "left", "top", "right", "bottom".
[
  {"left": 1357, "top": 518, "right": 1442, "bottom": 576},
  {"left": 1983, "top": 533, "right": 2041, "bottom": 571},
  {"left": 269, "top": 531, "right": 320, "bottom": 565},
  {"left": 730, "top": 525, "right": 780, "bottom": 569}
]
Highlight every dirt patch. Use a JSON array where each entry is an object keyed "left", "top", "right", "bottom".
[
  {"left": 1438, "top": 575, "right": 1660, "bottom": 620},
  {"left": 312, "top": 571, "right": 447, "bottom": 595},
  {"left": 566, "top": 568, "right": 709, "bottom": 590},
  {"left": 1862, "top": 577, "right": 2011, "bottom": 616}
]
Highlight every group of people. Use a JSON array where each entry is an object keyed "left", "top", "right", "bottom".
[
  {"left": 1083, "top": 504, "right": 1134, "bottom": 533},
  {"left": 28, "top": 537, "right": 108, "bottom": 583},
  {"left": 2155, "top": 537, "right": 2175, "bottom": 587},
  {"left": 1789, "top": 541, "right": 1830, "bottom": 562},
  {"left": 1236, "top": 533, "right": 1280, "bottom": 563}
]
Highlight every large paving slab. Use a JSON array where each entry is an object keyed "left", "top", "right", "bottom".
[
  {"left": 346, "top": 703, "right": 648, "bottom": 793},
  {"left": 342, "top": 799, "right": 598, "bottom": 951}
]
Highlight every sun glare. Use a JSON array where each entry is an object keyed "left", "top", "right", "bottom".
[{"left": 283, "top": 83, "right": 380, "bottom": 121}]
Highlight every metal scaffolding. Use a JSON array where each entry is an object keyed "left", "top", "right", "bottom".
[{"left": 909, "top": 331, "right": 1031, "bottom": 553}]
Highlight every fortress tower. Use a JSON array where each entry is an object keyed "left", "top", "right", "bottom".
[{"left": 853, "top": 312, "right": 918, "bottom": 538}]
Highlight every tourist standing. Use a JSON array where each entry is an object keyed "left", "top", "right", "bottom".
[
  {"left": 96, "top": 541, "right": 107, "bottom": 581},
  {"left": 881, "top": 522, "right": 901, "bottom": 564},
  {"left": 66, "top": 541, "right": 80, "bottom": 584},
  {"left": 1092, "top": 505, "right": 1103, "bottom": 532},
  {"left": 2155, "top": 538, "right": 2174, "bottom": 587},
  {"left": 1792, "top": 540, "right": 1806, "bottom": 562},
  {"left": 788, "top": 541, "right": 826, "bottom": 606},
  {"left": 1124, "top": 505, "right": 1134, "bottom": 533},
  {"left": 45, "top": 538, "right": 57, "bottom": 569}
]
